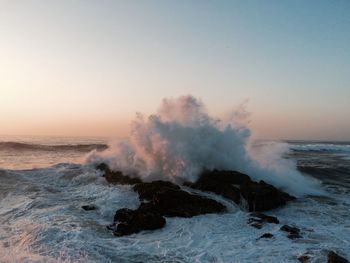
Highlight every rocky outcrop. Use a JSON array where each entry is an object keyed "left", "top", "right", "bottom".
[
  {"left": 96, "top": 163, "right": 142, "bottom": 185},
  {"left": 133, "top": 181, "right": 226, "bottom": 217},
  {"left": 328, "top": 251, "right": 349, "bottom": 263},
  {"left": 106, "top": 179, "right": 226, "bottom": 236},
  {"left": 96, "top": 164, "right": 296, "bottom": 236},
  {"left": 189, "top": 169, "right": 295, "bottom": 212}
]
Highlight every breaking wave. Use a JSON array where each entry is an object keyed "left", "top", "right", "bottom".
[{"left": 86, "top": 95, "right": 321, "bottom": 196}]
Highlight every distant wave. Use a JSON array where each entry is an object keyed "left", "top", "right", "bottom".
[
  {"left": 289, "top": 143, "right": 350, "bottom": 153},
  {"left": 0, "top": 141, "right": 108, "bottom": 152}
]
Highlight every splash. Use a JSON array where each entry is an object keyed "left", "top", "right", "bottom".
[{"left": 86, "top": 95, "right": 321, "bottom": 196}]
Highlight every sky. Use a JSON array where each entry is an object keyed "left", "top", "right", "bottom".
[{"left": 0, "top": 0, "right": 349, "bottom": 140}]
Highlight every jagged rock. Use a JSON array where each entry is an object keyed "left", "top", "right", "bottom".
[
  {"left": 134, "top": 181, "right": 226, "bottom": 217},
  {"left": 188, "top": 170, "right": 250, "bottom": 204},
  {"left": 112, "top": 207, "right": 166, "bottom": 236},
  {"left": 96, "top": 163, "right": 142, "bottom": 185},
  {"left": 328, "top": 251, "right": 349, "bottom": 263},
  {"left": 189, "top": 169, "right": 295, "bottom": 212},
  {"left": 280, "top": 224, "right": 302, "bottom": 239},
  {"left": 133, "top": 180, "right": 180, "bottom": 200},
  {"left": 81, "top": 205, "right": 96, "bottom": 211},
  {"left": 240, "top": 180, "right": 295, "bottom": 212},
  {"left": 259, "top": 233, "right": 274, "bottom": 239}
]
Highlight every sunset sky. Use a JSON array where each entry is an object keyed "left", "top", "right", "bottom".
[{"left": 1, "top": 1, "right": 349, "bottom": 140}]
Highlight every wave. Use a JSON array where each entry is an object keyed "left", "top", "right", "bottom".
[
  {"left": 289, "top": 143, "right": 350, "bottom": 153},
  {"left": 86, "top": 95, "right": 321, "bottom": 196},
  {"left": 0, "top": 142, "right": 108, "bottom": 152}
]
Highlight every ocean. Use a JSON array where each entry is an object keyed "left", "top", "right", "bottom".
[{"left": 0, "top": 136, "right": 349, "bottom": 262}]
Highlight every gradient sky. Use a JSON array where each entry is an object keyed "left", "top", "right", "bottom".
[{"left": 1, "top": 0, "right": 349, "bottom": 140}]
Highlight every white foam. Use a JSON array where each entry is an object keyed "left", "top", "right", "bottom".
[{"left": 87, "top": 95, "right": 321, "bottom": 196}]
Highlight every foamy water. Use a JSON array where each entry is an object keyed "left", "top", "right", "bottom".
[{"left": 1, "top": 137, "right": 349, "bottom": 262}]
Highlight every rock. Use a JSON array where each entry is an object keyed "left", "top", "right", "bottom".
[
  {"left": 259, "top": 233, "right": 274, "bottom": 239},
  {"left": 133, "top": 181, "right": 226, "bottom": 217},
  {"left": 133, "top": 180, "right": 180, "bottom": 201},
  {"left": 248, "top": 212, "right": 279, "bottom": 228},
  {"left": 328, "top": 251, "right": 349, "bottom": 263},
  {"left": 189, "top": 169, "right": 295, "bottom": 212},
  {"left": 280, "top": 225, "right": 302, "bottom": 239},
  {"left": 81, "top": 205, "right": 96, "bottom": 211},
  {"left": 298, "top": 254, "right": 310, "bottom": 263},
  {"left": 188, "top": 170, "right": 250, "bottom": 204},
  {"left": 96, "top": 163, "right": 142, "bottom": 185},
  {"left": 250, "top": 212, "right": 279, "bottom": 224},
  {"left": 240, "top": 180, "right": 295, "bottom": 212},
  {"left": 148, "top": 188, "right": 226, "bottom": 217},
  {"left": 112, "top": 207, "right": 166, "bottom": 236}
]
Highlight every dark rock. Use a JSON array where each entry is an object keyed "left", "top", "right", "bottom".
[
  {"left": 133, "top": 180, "right": 180, "bottom": 201},
  {"left": 188, "top": 170, "right": 250, "bottom": 204},
  {"left": 112, "top": 207, "right": 166, "bottom": 236},
  {"left": 259, "top": 233, "right": 274, "bottom": 239},
  {"left": 96, "top": 163, "right": 142, "bottom": 185},
  {"left": 298, "top": 254, "right": 310, "bottom": 263},
  {"left": 250, "top": 222, "right": 263, "bottom": 229},
  {"left": 189, "top": 169, "right": 295, "bottom": 212},
  {"left": 240, "top": 180, "right": 295, "bottom": 212},
  {"left": 133, "top": 181, "right": 226, "bottom": 217},
  {"left": 280, "top": 225, "right": 302, "bottom": 239},
  {"left": 148, "top": 188, "right": 226, "bottom": 217},
  {"left": 250, "top": 212, "right": 279, "bottom": 224},
  {"left": 328, "top": 251, "right": 349, "bottom": 263},
  {"left": 81, "top": 205, "right": 96, "bottom": 211},
  {"left": 248, "top": 212, "right": 279, "bottom": 228}
]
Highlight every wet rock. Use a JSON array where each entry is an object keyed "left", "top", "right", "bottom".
[
  {"left": 298, "top": 254, "right": 310, "bottom": 263},
  {"left": 148, "top": 188, "right": 226, "bottom": 217},
  {"left": 133, "top": 180, "right": 180, "bottom": 201},
  {"left": 248, "top": 212, "right": 279, "bottom": 228},
  {"left": 188, "top": 170, "right": 250, "bottom": 204},
  {"left": 112, "top": 207, "right": 166, "bottom": 236},
  {"left": 189, "top": 169, "right": 295, "bottom": 212},
  {"left": 96, "top": 163, "right": 142, "bottom": 185},
  {"left": 133, "top": 181, "right": 226, "bottom": 217},
  {"left": 250, "top": 212, "right": 279, "bottom": 224},
  {"left": 328, "top": 251, "right": 349, "bottom": 263},
  {"left": 81, "top": 205, "right": 96, "bottom": 211},
  {"left": 280, "top": 225, "right": 302, "bottom": 239},
  {"left": 259, "top": 233, "right": 274, "bottom": 239}
]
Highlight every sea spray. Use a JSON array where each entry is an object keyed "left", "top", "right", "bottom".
[{"left": 86, "top": 95, "right": 321, "bottom": 196}]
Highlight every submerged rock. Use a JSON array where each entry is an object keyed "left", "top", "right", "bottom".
[
  {"left": 81, "top": 205, "right": 96, "bottom": 211},
  {"left": 250, "top": 212, "right": 279, "bottom": 224},
  {"left": 327, "top": 251, "right": 349, "bottom": 263},
  {"left": 259, "top": 233, "right": 274, "bottom": 239},
  {"left": 189, "top": 169, "right": 295, "bottom": 212},
  {"left": 248, "top": 212, "right": 279, "bottom": 228},
  {"left": 297, "top": 254, "right": 310, "bottom": 263},
  {"left": 96, "top": 163, "right": 142, "bottom": 185},
  {"left": 280, "top": 224, "right": 302, "bottom": 239}
]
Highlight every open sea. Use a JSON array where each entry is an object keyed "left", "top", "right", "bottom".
[{"left": 0, "top": 136, "right": 349, "bottom": 262}]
